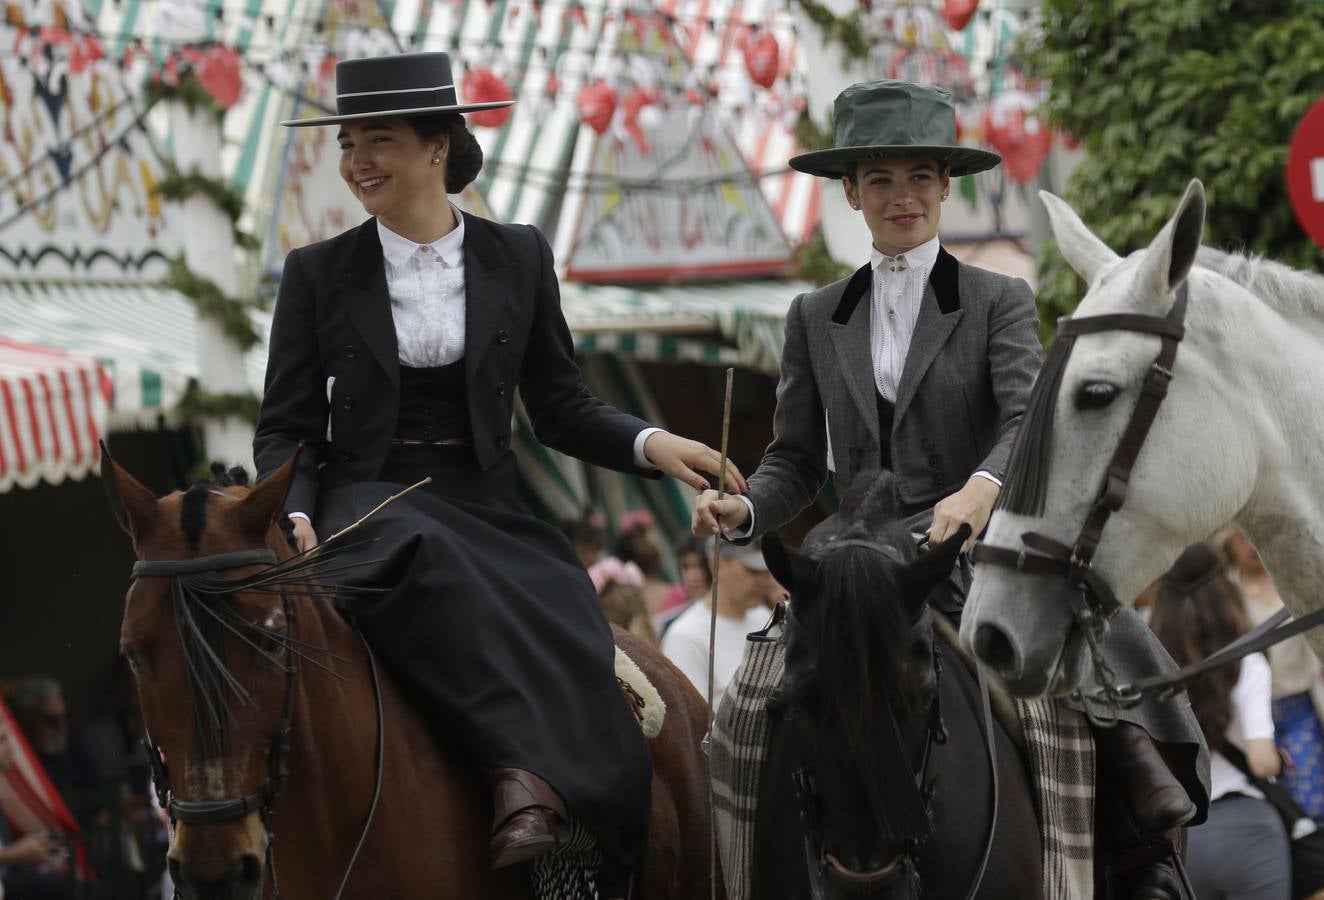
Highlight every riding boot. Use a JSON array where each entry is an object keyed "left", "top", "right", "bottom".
[
  {"left": 485, "top": 768, "right": 569, "bottom": 869},
  {"left": 1093, "top": 722, "right": 1196, "bottom": 836},
  {"left": 1126, "top": 830, "right": 1186, "bottom": 900}
]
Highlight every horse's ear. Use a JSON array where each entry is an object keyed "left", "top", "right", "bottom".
[
  {"left": 237, "top": 447, "right": 300, "bottom": 537},
  {"left": 899, "top": 525, "right": 970, "bottom": 613},
  {"left": 1040, "top": 190, "right": 1119, "bottom": 285},
  {"left": 761, "top": 533, "right": 816, "bottom": 599},
  {"left": 100, "top": 440, "right": 160, "bottom": 541},
  {"left": 1138, "top": 178, "right": 1205, "bottom": 298}
]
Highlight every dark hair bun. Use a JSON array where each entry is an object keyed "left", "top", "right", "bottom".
[
  {"left": 444, "top": 124, "right": 484, "bottom": 194},
  {"left": 407, "top": 114, "right": 484, "bottom": 194}
]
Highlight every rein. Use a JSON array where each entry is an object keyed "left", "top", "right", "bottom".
[
  {"left": 135, "top": 545, "right": 386, "bottom": 900},
  {"left": 972, "top": 282, "right": 1190, "bottom": 725}
]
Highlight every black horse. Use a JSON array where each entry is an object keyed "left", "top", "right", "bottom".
[{"left": 752, "top": 474, "right": 1042, "bottom": 900}]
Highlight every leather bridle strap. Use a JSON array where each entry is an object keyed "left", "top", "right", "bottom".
[
  {"left": 133, "top": 549, "right": 278, "bottom": 578},
  {"left": 1052, "top": 285, "right": 1189, "bottom": 585}
]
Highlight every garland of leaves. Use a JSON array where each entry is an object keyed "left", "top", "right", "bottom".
[
  {"left": 144, "top": 72, "right": 222, "bottom": 121},
  {"left": 795, "top": 231, "right": 854, "bottom": 286},
  {"left": 177, "top": 379, "right": 261, "bottom": 425},
  {"left": 161, "top": 256, "right": 263, "bottom": 352},
  {"left": 158, "top": 165, "right": 245, "bottom": 225},
  {"left": 792, "top": 0, "right": 871, "bottom": 62}
]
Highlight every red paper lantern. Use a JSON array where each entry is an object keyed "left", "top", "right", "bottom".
[
  {"left": 196, "top": 45, "right": 244, "bottom": 109},
  {"left": 463, "top": 68, "right": 513, "bottom": 128},
  {"left": 742, "top": 31, "right": 779, "bottom": 90},
  {"left": 577, "top": 81, "right": 617, "bottom": 135},
  {"left": 941, "top": 0, "right": 979, "bottom": 31},
  {"left": 981, "top": 102, "right": 1050, "bottom": 185}
]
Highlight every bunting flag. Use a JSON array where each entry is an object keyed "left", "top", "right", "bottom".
[{"left": 0, "top": 697, "right": 90, "bottom": 878}]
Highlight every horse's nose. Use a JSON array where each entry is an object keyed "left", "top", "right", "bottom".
[
  {"left": 973, "top": 623, "right": 1021, "bottom": 679},
  {"left": 169, "top": 853, "right": 263, "bottom": 900}
]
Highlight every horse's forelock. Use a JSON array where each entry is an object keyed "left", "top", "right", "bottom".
[{"left": 805, "top": 545, "right": 934, "bottom": 842}]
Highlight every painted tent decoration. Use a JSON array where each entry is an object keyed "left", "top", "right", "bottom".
[
  {"left": 0, "top": 6, "right": 180, "bottom": 278},
  {"left": 555, "top": 8, "right": 790, "bottom": 282}
]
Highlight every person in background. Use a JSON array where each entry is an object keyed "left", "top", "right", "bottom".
[
  {"left": 615, "top": 509, "right": 678, "bottom": 618},
  {"left": 7, "top": 679, "right": 99, "bottom": 831},
  {"left": 589, "top": 557, "right": 659, "bottom": 648},
  {"left": 1221, "top": 527, "right": 1324, "bottom": 820},
  {"left": 656, "top": 534, "right": 713, "bottom": 637},
  {"left": 661, "top": 537, "right": 777, "bottom": 709},
  {"left": 0, "top": 716, "right": 74, "bottom": 900},
  {"left": 559, "top": 507, "right": 606, "bottom": 570},
  {"left": 1150, "top": 543, "right": 1289, "bottom": 900}
]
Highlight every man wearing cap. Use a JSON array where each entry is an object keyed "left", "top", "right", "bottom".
[
  {"left": 661, "top": 537, "right": 778, "bottom": 709},
  {"left": 693, "top": 81, "right": 1208, "bottom": 896}
]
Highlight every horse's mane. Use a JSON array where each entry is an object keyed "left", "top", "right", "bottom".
[{"left": 1197, "top": 246, "right": 1324, "bottom": 319}]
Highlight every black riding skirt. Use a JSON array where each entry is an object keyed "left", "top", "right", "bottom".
[{"left": 315, "top": 444, "right": 651, "bottom": 868}]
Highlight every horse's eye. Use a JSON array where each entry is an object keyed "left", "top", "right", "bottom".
[
  {"left": 122, "top": 646, "right": 148, "bottom": 677},
  {"left": 1074, "top": 382, "right": 1118, "bottom": 411}
]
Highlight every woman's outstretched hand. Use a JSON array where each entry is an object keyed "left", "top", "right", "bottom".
[
  {"left": 290, "top": 517, "right": 320, "bottom": 553},
  {"left": 643, "top": 432, "right": 748, "bottom": 495}
]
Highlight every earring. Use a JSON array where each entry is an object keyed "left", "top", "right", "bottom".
[
  {"left": 432, "top": 157, "right": 441, "bottom": 166},
  {"left": 941, "top": 192, "right": 949, "bottom": 201}
]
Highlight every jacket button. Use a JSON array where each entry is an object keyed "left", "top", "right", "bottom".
[
  {"left": 340, "top": 449, "right": 354, "bottom": 461},
  {"left": 928, "top": 454, "right": 941, "bottom": 468},
  {"left": 497, "top": 381, "right": 506, "bottom": 397},
  {"left": 344, "top": 345, "right": 357, "bottom": 359},
  {"left": 921, "top": 438, "right": 935, "bottom": 451},
  {"left": 495, "top": 436, "right": 506, "bottom": 447},
  {"left": 496, "top": 330, "right": 509, "bottom": 344},
  {"left": 848, "top": 447, "right": 861, "bottom": 460},
  {"left": 342, "top": 396, "right": 354, "bottom": 410}
]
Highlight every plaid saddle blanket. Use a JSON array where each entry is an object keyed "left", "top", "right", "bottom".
[{"left": 709, "top": 605, "right": 1096, "bottom": 900}]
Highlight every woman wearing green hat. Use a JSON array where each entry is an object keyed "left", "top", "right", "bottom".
[{"left": 694, "top": 80, "right": 1208, "bottom": 897}]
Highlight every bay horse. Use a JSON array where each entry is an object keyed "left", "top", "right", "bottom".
[
  {"left": 101, "top": 447, "right": 717, "bottom": 900},
  {"left": 751, "top": 474, "right": 1042, "bottom": 900},
  {"left": 961, "top": 179, "right": 1324, "bottom": 700}
]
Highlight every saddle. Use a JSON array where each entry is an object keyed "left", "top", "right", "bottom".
[{"left": 614, "top": 646, "right": 665, "bottom": 739}]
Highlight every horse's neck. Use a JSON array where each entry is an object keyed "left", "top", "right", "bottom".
[
  {"left": 1187, "top": 284, "right": 1324, "bottom": 636},
  {"left": 274, "top": 600, "right": 394, "bottom": 867}
]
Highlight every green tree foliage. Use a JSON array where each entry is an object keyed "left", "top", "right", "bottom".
[{"left": 1027, "top": 0, "right": 1324, "bottom": 331}]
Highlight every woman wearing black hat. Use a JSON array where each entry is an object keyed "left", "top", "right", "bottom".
[{"left": 255, "top": 52, "right": 745, "bottom": 894}]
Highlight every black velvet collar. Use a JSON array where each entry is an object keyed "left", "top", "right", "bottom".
[{"left": 831, "top": 247, "right": 961, "bottom": 325}]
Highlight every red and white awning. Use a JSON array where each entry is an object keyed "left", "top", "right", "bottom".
[{"left": 0, "top": 338, "right": 111, "bottom": 493}]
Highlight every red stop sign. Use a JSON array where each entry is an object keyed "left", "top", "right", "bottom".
[{"left": 1287, "top": 97, "right": 1324, "bottom": 250}]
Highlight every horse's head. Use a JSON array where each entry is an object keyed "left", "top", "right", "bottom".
[
  {"left": 763, "top": 474, "right": 968, "bottom": 898},
  {"left": 961, "top": 179, "right": 1262, "bottom": 698},
  {"left": 103, "top": 448, "right": 301, "bottom": 900}
]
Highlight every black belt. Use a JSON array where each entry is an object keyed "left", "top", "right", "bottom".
[{"left": 390, "top": 436, "right": 472, "bottom": 447}]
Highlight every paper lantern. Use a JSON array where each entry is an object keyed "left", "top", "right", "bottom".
[
  {"left": 463, "top": 67, "right": 513, "bottom": 128},
  {"left": 578, "top": 81, "right": 617, "bottom": 135},
  {"left": 942, "top": 0, "right": 979, "bottom": 31},
  {"left": 981, "top": 101, "right": 1050, "bottom": 185},
  {"left": 742, "top": 30, "right": 779, "bottom": 90},
  {"left": 195, "top": 45, "right": 244, "bottom": 109}
]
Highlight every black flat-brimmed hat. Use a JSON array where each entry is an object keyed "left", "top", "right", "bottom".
[
  {"left": 281, "top": 52, "right": 515, "bottom": 127},
  {"left": 789, "top": 81, "right": 1001, "bottom": 179}
]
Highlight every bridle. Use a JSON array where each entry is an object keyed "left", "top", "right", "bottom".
[
  {"left": 787, "top": 540, "right": 999, "bottom": 900},
  {"left": 133, "top": 547, "right": 385, "bottom": 900},
  {"left": 971, "top": 282, "right": 1190, "bottom": 724}
]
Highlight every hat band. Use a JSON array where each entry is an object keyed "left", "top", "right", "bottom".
[{"left": 336, "top": 83, "right": 460, "bottom": 116}]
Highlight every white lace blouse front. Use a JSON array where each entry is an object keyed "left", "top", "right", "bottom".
[{"left": 377, "top": 212, "right": 467, "bottom": 368}]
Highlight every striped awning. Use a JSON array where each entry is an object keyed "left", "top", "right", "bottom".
[
  {"left": 561, "top": 278, "right": 807, "bottom": 374},
  {"left": 0, "top": 338, "right": 111, "bottom": 493},
  {"left": 0, "top": 280, "right": 271, "bottom": 429}
]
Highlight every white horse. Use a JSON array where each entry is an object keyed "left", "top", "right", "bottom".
[{"left": 959, "top": 178, "right": 1324, "bottom": 698}]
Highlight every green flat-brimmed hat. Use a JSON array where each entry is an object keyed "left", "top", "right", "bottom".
[{"left": 789, "top": 81, "right": 1001, "bottom": 179}]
